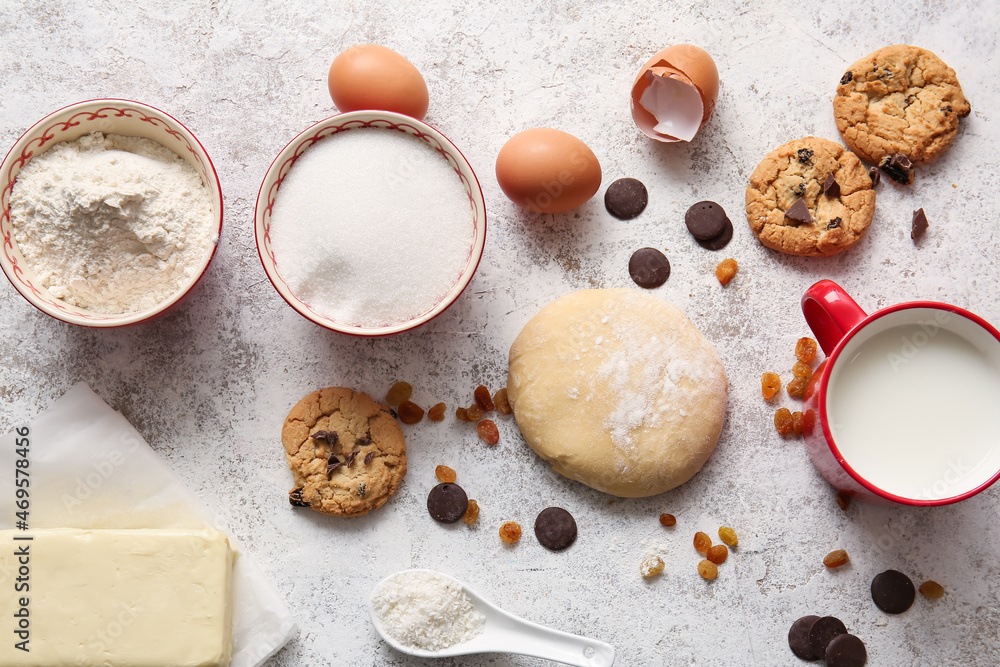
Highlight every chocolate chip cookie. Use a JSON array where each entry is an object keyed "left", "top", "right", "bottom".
[
  {"left": 745, "top": 137, "right": 876, "bottom": 257},
  {"left": 282, "top": 386, "right": 406, "bottom": 517},
  {"left": 834, "top": 45, "right": 970, "bottom": 166}
]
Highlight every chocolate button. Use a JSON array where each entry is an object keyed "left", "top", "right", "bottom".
[
  {"left": 825, "top": 633, "right": 868, "bottom": 667},
  {"left": 426, "top": 483, "right": 468, "bottom": 523},
  {"left": 695, "top": 218, "right": 734, "bottom": 251},
  {"left": 871, "top": 569, "right": 915, "bottom": 614},
  {"left": 534, "top": 507, "right": 577, "bottom": 551},
  {"left": 605, "top": 178, "right": 648, "bottom": 219},
  {"left": 684, "top": 201, "right": 729, "bottom": 240},
  {"left": 787, "top": 615, "right": 821, "bottom": 661},
  {"left": 628, "top": 248, "right": 670, "bottom": 288},
  {"left": 808, "top": 616, "right": 847, "bottom": 659}
]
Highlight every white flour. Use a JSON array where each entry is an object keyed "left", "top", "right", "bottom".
[
  {"left": 10, "top": 132, "right": 216, "bottom": 314},
  {"left": 371, "top": 571, "right": 485, "bottom": 651}
]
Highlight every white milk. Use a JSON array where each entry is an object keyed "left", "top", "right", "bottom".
[{"left": 828, "top": 321, "right": 1000, "bottom": 500}]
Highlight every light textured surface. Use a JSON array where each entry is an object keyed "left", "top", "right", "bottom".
[{"left": 1, "top": 1, "right": 999, "bottom": 665}]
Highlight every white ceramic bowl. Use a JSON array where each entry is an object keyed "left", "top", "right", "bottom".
[
  {"left": 0, "top": 99, "right": 223, "bottom": 327},
  {"left": 254, "top": 110, "right": 487, "bottom": 336}
]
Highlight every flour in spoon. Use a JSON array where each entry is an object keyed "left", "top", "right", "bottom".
[{"left": 372, "top": 571, "right": 485, "bottom": 651}]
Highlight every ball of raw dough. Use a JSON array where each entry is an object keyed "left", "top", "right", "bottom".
[{"left": 507, "top": 289, "right": 728, "bottom": 497}]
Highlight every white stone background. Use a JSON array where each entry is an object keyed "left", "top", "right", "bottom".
[{"left": 1, "top": 0, "right": 999, "bottom": 665}]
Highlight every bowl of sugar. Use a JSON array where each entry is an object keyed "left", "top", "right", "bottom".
[
  {"left": 255, "top": 110, "right": 487, "bottom": 336},
  {"left": 0, "top": 99, "right": 223, "bottom": 327}
]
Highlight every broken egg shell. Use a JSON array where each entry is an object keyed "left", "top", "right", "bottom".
[
  {"left": 631, "top": 44, "right": 720, "bottom": 143},
  {"left": 328, "top": 44, "right": 429, "bottom": 120}
]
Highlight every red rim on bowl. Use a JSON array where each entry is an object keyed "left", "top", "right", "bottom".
[
  {"left": 817, "top": 302, "right": 1000, "bottom": 506},
  {"left": 254, "top": 110, "right": 487, "bottom": 337},
  {"left": 0, "top": 99, "right": 224, "bottom": 327}
]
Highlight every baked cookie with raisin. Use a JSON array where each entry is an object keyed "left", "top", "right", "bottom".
[
  {"left": 833, "top": 45, "right": 970, "bottom": 166},
  {"left": 745, "top": 136, "right": 875, "bottom": 257},
  {"left": 282, "top": 386, "right": 406, "bottom": 517}
]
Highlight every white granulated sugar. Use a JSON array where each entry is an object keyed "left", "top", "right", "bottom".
[
  {"left": 268, "top": 128, "right": 474, "bottom": 327},
  {"left": 9, "top": 132, "right": 216, "bottom": 314},
  {"left": 372, "top": 571, "right": 485, "bottom": 651}
]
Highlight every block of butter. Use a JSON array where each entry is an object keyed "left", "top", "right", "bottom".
[{"left": 0, "top": 528, "right": 234, "bottom": 667}]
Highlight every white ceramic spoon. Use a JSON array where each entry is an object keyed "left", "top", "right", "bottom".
[{"left": 369, "top": 569, "right": 615, "bottom": 666}]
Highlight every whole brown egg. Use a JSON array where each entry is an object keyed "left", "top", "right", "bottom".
[{"left": 495, "top": 128, "right": 602, "bottom": 214}]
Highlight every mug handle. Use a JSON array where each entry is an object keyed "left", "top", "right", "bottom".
[{"left": 801, "top": 280, "right": 868, "bottom": 356}]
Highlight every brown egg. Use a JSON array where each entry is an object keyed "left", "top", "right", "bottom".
[
  {"left": 630, "top": 44, "right": 720, "bottom": 143},
  {"left": 328, "top": 44, "right": 429, "bottom": 120},
  {"left": 495, "top": 128, "right": 602, "bottom": 214}
]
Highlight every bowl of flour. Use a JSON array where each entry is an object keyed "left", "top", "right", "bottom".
[
  {"left": 0, "top": 99, "right": 223, "bottom": 327},
  {"left": 255, "top": 110, "right": 487, "bottom": 336}
]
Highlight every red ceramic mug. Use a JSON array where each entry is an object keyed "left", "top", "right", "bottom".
[{"left": 801, "top": 280, "right": 1000, "bottom": 506}]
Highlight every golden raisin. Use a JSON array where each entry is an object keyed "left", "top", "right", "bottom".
[
  {"left": 466, "top": 404, "right": 484, "bottom": 421},
  {"left": 796, "top": 337, "right": 818, "bottom": 363},
  {"left": 718, "top": 526, "right": 738, "bottom": 548},
  {"left": 499, "top": 521, "right": 522, "bottom": 544},
  {"left": 385, "top": 381, "right": 412, "bottom": 407},
  {"left": 640, "top": 556, "right": 665, "bottom": 578},
  {"left": 659, "top": 513, "right": 677, "bottom": 527},
  {"left": 397, "top": 400, "right": 424, "bottom": 425},
  {"left": 792, "top": 411, "right": 803, "bottom": 436},
  {"left": 698, "top": 559, "right": 719, "bottom": 580},
  {"left": 464, "top": 499, "right": 480, "bottom": 525},
  {"left": 792, "top": 361, "right": 812, "bottom": 378},
  {"left": 474, "top": 385, "right": 495, "bottom": 412},
  {"left": 477, "top": 419, "right": 500, "bottom": 445},
  {"left": 823, "top": 549, "right": 850, "bottom": 568},
  {"left": 774, "top": 407, "right": 794, "bottom": 436},
  {"left": 761, "top": 372, "right": 781, "bottom": 400},
  {"left": 427, "top": 402, "right": 446, "bottom": 422},
  {"left": 706, "top": 544, "right": 729, "bottom": 565},
  {"left": 787, "top": 376, "right": 808, "bottom": 398},
  {"left": 715, "top": 258, "right": 738, "bottom": 286},
  {"left": 919, "top": 580, "right": 945, "bottom": 600},
  {"left": 493, "top": 388, "right": 512, "bottom": 415},
  {"left": 693, "top": 531, "right": 712, "bottom": 554},
  {"left": 435, "top": 465, "right": 457, "bottom": 483},
  {"left": 835, "top": 491, "right": 851, "bottom": 511},
  {"left": 455, "top": 406, "right": 469, "bottom": 421}
]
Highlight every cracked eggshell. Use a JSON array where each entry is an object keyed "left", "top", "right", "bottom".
[{"left": 630, "top": 44, "right": 720, "bottom": 143}]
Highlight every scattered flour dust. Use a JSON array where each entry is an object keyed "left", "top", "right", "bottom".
[
  {"left": 9, "top": 132, "right": 216, "bottom": 314},
  {"left": 372, "top": 571, "right": 485, "bottom": 651}
]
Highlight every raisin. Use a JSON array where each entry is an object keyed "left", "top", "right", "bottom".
[
  {"left": 792, "top": 361, "right": 812, "bottom": 378},
  {"left": 792, "top": 411, "right": 803, "bottom": 436},
  {"left": 427, "top": 402, "right": 446, "bottom": 422},
  {"left": 715, "top": 258, "right": 738, "bottom": 286},
  {"left": 835, "top": 491, "right": 851, "bottom": 511},
  {"left": 840, "top": 71, "right": 853, "bottom": 85},
  {"left": 707, "top": 544, "right": 729, "bottom": 565},
  {"left": 474, "top": 385, "right": 495, "bottom": 411},
  {"left": 795, "top": 337, "right": 818, "bottom": 363},
  {"left": 693, "top": 531, "right": 712, "bottom": 554},
  {"left": 659, "top": 513, "right": 677, "bottom": 527},
  {"left": 435, "top": 465, "right": 457, "bottom": 483},
  {"left": 919, "top": 580, "right": 945, "bottom": 600},
  {"left": 466, "top": 404, "right": 484, "bottom": 421},
  {"left": 464, "top": 499, "right": 480, "bottom": 525},
  {"left": 455, "top": 406, "right": 469, "bottom": 421},
  {"left": 761, "top": 372, "right": 782, "bottom": 400},
  {"left": 827, "top": 217, "right": 842, "bottom": 230},
  {"left": 640, "top": 556, "right": 665, "bottom": 578},
  {"left": 774, "top": 407, "right": 794, "bottom": 436},
  {"left": 797, "top": 148, "right": 814, "bottom": 165},
  {"left": 385, "top": 381, "right": 412, "bottom": 407},
  {"left": 823, "top": 549, "right": 850, "bottom": 568},
  {"left": 397, "top": 400, "right": 425, "bottom": 425},
  {"left": 357, "top": 483, "right": 367, "bottom": 497},
  {"left": 787, "top": 376, "right": 808, "bottom": 398},
  {"left": 477, "top": 419, "right": 500, "bottom": 445},
  {"left": 718, "top": 526, "right": 738, "bottom": 548},
  {"left": 493, "top": 388, "right": 512, "bottom": 415},
  {"left": 802, "top": 409, "right": 817, "bottom": 435},
  {"left": 499, "top": 521, "right": 522, "bottom": 544},
  {"left": 288, "top": 488, "right": 309, "bottom": 507},
  {"left": 698, "top": 559, "right": 719, "bottom": 580}
]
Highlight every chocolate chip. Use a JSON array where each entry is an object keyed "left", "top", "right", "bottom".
[
  {"left": 871, "top": 569, "right": 915, "bottom": 614},
  {"left": 911, "top": 208, "right": 928, "bottom": 240},
  {"left": 427, "top": 483, "right": 468, "bottom": 523},
  {"left": 787, "top": 615, "right": 821, "bottom": 661},
  {"left": 840, "top": 71, "right": 853, "bottom": 85},
  {"left": 288, "top": 487, "right": 309, "bottom": 507},
  {"left": 684, "top": 201, "right": 730, "bottom": 240},
  {"left": 696, "top": 219, "right": 734, "bottom": 251},
  {"left": 628, "top": 248, "right": 670, "bottom": 288},
  {"left": 827, "top": 217, "right": 842, "bottom": 230},
  {"left": 344, "top": 451, "right": 358, "bottom": 468},
  {"left": 823, "top": 174, "right": 841, "bottom": 198},
  {"left": 534, "top": 507, "right": 577, "bottom": 551},
  {"left": 604, "top": 178, "right": 648, "bottom": 220},
  {"left": 825, "top": 634, "right": 868, "bottom": 667},
  {"left": 808, "top": 616, "right": 847, "bottom": 659},
  {"left": 868, "top": 166, "right": 881, "bottom": 187},
  {"left": 357, "top": 436, "right": 372, "bottom": 446},
  {"left": 785, "top": 197, "right": 813, "bottom": 225},
  {"left": 326, "top": 454, "right": 341, "bottom": 476},
  {"left": 797, "top": 148, "right": 814, "bottom": 165},
  {"left": 879, "top": 153, "right": 914, "bottom": 185},
  {"left": 311, "top": 430, "right": 339, "bottom": 445},
  {"left": 364, "top": 451, "right": 375, "bottom": 465}
]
